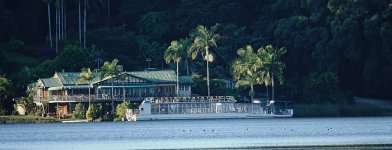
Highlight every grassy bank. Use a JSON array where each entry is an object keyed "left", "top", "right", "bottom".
[
  {"left": 293, "top": 104, "right": 392, "bottom": 117},
  {"left": 0, "top": 116, "right": 61, "bottom": 124}
]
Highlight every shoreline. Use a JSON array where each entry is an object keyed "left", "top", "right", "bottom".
[
  {"left": 0, "top": 116, "right": 61, "bottom": 124},
  {"left": 220, "top": 144, "right": 392, "bottom": 150},
  {"left": 1, "top": 115, "right": 392, "bottom": 124}
]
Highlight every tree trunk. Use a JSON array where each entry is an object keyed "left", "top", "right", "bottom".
[
  {"left": 64, "top": 0, "right": 66, "bottom": 39},
  {"left": 176, "top": 61, "right": 179, "bottom": 97},
  {"left": 272, "top": 74, "right": 275, "bottom": 100},
  {"left": 250, "top": 85, "right": 254, "bottom": 101},
  {"left": 83, "top": 0, "right": 87, "bottom": 48},
  {"left": 107, "top": 0, "right": 110, "bottom": 28},
  {"left": 78, "top": 0, "right": 81, "bottom": 46},
  {"left": 206, "top": 46, "right": 210, "bottom": 96},
  {"left": 88, "top": 85, "right": 91, "bottom": 106},
  {"left": 111, "top": 78, "right": 114, "bottom": 115},
  {"left": 47, "top": 3, "right": 53, "bottom": 48},
  {"left": 123, "top": 81, "right": 125, "bottom": 102},
  {"left": 186, "top": 59, "right": 189, "bottom": 76},
  {"left": 266, "top": 85, "right": 269, "bottom": 100},
  {"left": 61, "top": 0, "right": 64, "bottom": 39},
  {"left": 55, "top": 0, "right": 58, "bottom": 53}
]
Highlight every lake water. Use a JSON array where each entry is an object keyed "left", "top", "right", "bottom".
[{"left": 1, "top": 117, "right": 392, "bottom": 149}]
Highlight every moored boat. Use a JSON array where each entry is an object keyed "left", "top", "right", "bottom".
[{"left": 126, "top": 96, "right": 293, "bottom": 121}]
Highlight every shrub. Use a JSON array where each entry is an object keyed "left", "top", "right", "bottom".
[
  {"left": 86, "top": 103, "right": 102, "bottom": 121},
  {"left": 116, "top": 101, "right": 130, "bottom": 121},
  {"left": 303, "top": 72, "right": 346, "bottom": 104},
  {"left": 72, "top": 103, "right": 86, "bottom": 119}
]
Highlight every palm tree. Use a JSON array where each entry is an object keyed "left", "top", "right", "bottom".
[
  {"left": 77, "top": 67, "right": 95, "bottom": 106},
  {"left": 189, "top": 24, "right": 220, "bottom": 96},
  {"left": 257, "top": 45, "right": 286, "bottom": 101},
  {"left": 117, "top": 72, "right": 127, "bottom": 102},
  {"left": 100, "top": 59, "right": 120, "bottom": 114},
  {"left": 231, "top": 45, "right": 261, "bottom": 101},
  {"left": 165, "top": 40, "right": 186, "bottom": 97},
  {"left": 179, "top": 38, "right": 192, "bottom": 76}
]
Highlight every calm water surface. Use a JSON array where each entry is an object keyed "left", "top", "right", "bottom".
[{"left": 1, "top": 117, "right": 392, "bottom": 149}]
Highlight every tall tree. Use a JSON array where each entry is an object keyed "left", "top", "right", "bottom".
[
  {"left": 258, "top": 45, "right": 286, "bottom": 100},
  {"left": 0, "top": 76, "right": 11, "bottom": 115},
  {"left": 164, "top": 40, "right": 186, "bottom": 97},
  {"left": 100, "top": 59, "right": 119, "bottom": 114},
  {"left": 232, "top": 45, "right": 262, "bottom": 101},
  {"left": 117, "top": 72, "right": 127, "bottom": 102},
  {"left": 189, "top": 24, "right": 220, "bottom": 96},
  {"left": 179, "top": 38, "right": 192, "bottom": 76},
  {"left": 77, "top": 67, "right": 95, "bottom": 106}
]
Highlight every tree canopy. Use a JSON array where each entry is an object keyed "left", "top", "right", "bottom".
[{"left": 1, "top": 0, "right": 392, "bottom": 105}]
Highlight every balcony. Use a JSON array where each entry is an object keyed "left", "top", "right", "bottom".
[{"left": 34, "top": 94, "right": 147, "bottom": 103}]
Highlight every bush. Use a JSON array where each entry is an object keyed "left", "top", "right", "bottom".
[
  {"left": 116, "top": 101, "right": 130, "bottom": 121},
  {"left": 15, "top": 90, "right": 37, "bottom": 115},
  {"left": 86, "top": 103, "right": 102, "bottom": 121},
  {"left": 293, "top": 104, "right": 392, "bottom": 117},
  {"left": 303, "top": 72, "right": 346, "bottom": 104},
  {"left": 72, "top": 103, "right": 86, "bottom": 119}
]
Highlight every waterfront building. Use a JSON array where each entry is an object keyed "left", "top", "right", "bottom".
[{"left": 31, "top": 70, "right": 194, "bottom": 116}]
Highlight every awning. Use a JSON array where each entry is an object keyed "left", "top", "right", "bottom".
[
  {"left": 98, "top": 85, "right": 155, "bottom": 89},
  {"left": 48, "top": 85, "right": 91, "bottom": 91}
]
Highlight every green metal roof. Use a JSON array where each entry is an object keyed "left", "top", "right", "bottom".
[
  {"left": 34, "top": 70, "right": 191, "bottom": 90},
  {"left": 127, "top": 70, "right": 176, "bottom": 83},
  {"left": 55, "top": 72, "right": 100, "bottom": 85},
  {"left": 40, "top": 78, "right": 62, "bottom": 87},
  {"left": 48, "top": 85, "right": 91, "bottom": 91}
]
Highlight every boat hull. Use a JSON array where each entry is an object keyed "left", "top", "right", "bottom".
[{"left": 134, "top": 113, "right": 291, "bottom": 121}]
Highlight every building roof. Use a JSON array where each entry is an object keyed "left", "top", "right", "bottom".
[
  {"left": 127, "top": 70, "right": 177, "bottom": 83},
  {"left": 55, "top": 72, "right": 100, "bottom": 85},
  {"left": 35, "top": 70, "right": 187, "bottom": 89},
  {"left": 39, "top": 78, "right": 62, "bottom": 87}
]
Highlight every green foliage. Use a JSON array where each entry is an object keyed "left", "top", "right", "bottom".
[
  {"left": 15, "top": 90, "right": 36, "bottom": 115},
  {"left": 231, "top": 45, "right": 260, "bottom": 100},
  {"left": 137, "top": 11, "right": 172, "bottom": 38},
  {"left": 0, "top": 76, "right": 11, "bottom": 115},
  {"left": 231, "top": 44, "right": 286, "bottom": 100},
  {"left": 72, "top": 103, "right": 86, "bottom": 120},
  {"left": 56, "top": 44, "right": 90, "bottom": 71},
  {"left": 293, "top": 104, "right": 392, "bottom": 117},
  {"left": 86, "top": 103, "right": 102, "bottom": 121},
  {"left": 303, "top": 72, "right": 345, "bottom": 104},
  {"left": 189, "top": 24, "right": 220, "bottom": 61},
  {"left": 1, "top": 0, "right": 392, "bottom": 104},
  {"left": 258, "top": 45, "right": 287, "bottom": 85},
  {"left": 77, "top": 68, "right": 95, "bottom": 85},
  {"left": 115, "top": 101, "right": 130, "bottom": 121},
  {"left": 77, "top": 67, "right": 95, "bottom": 104},
  {"left": 100, "top": 59, "right": 120, "bottom": 80}
]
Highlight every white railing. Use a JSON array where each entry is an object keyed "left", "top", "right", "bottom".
[{"left": 146, "top": 96, "right": 237, "bottom": 103}]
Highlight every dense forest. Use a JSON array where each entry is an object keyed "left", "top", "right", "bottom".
[{"left": 1, "top": 0, "right": 392, "bottom": 113}]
